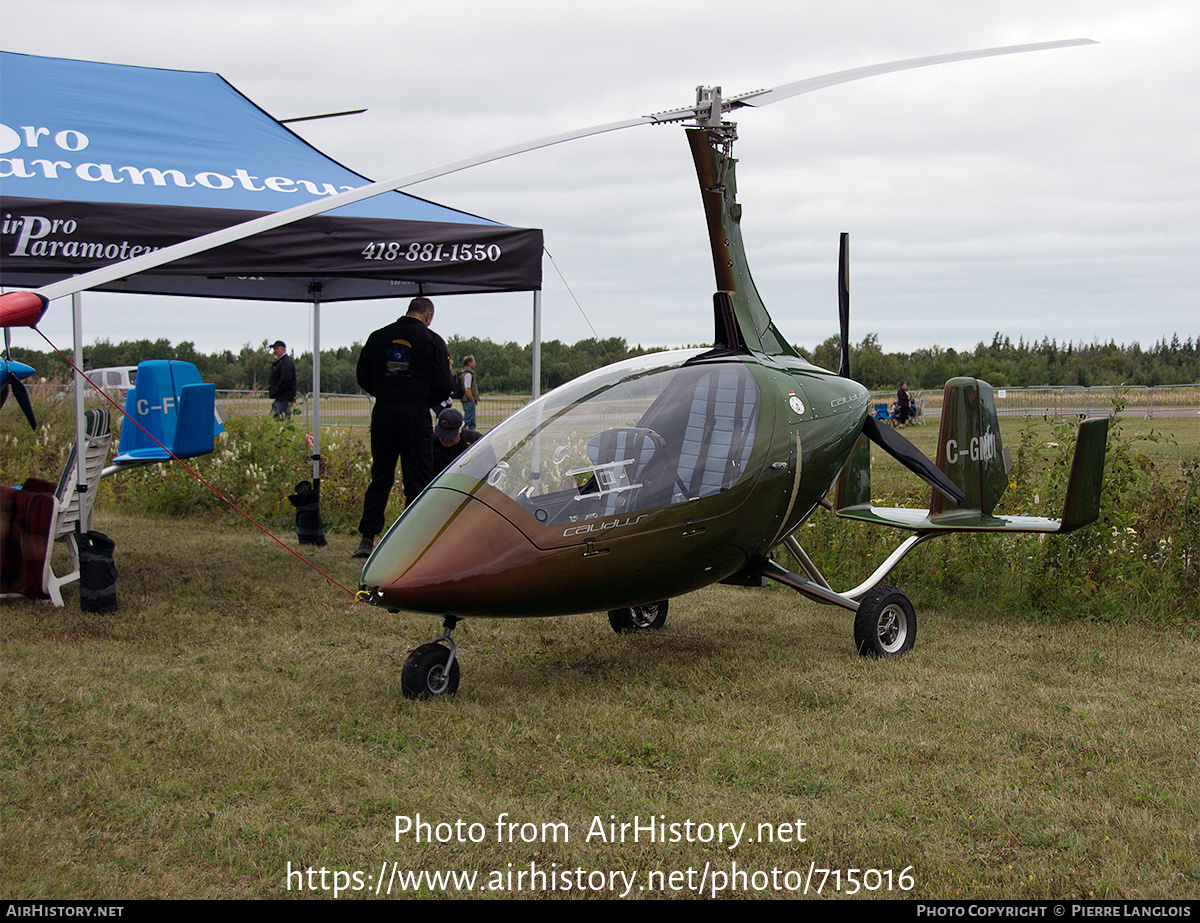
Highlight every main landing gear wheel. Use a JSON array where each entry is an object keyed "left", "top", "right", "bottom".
[
  {"left": 401, "top": 642, "right": 460, "bottom": 699},
  {"left": 854, "top": 586, "right": 916, "bottom": 657},
  {"left": 608, "top": 600, "right": 668, "bottom": 634}
]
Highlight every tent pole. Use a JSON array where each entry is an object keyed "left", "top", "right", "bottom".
[
  {"left": 287, "top": 282, "right": 328, "bottom": 547},
  {"left": 310, "top": 285, "right": 322, "bottom": 488},
  {"left": 531, "top": 289, "right": 541, "bottom": 399},
  {"left": 72, "top": 292, "right": 86, "bottom": 494}
]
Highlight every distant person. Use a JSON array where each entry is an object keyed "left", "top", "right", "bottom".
[
  {"left": 432, "top": 407, "right": 481, "bottom": 475},
  {"left": 895, "top": 380, "right": 913, "bottom": 428},
  {"left": 353, "top": 297, "right": 453, "bottom": 558},
  {"left": 440, "top": 357, "right": 454, "bottom": 410},
  {"left": 458, "top": 355, "right": 480, "bottom": 430},
  {"left": 268, "top": 340, "right": 297, "bottom": 418}
]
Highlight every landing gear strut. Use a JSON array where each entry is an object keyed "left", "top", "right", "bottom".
[
  {"left": 401, "top": 617, "right": 459, "bottom": 699},
  {"left": 744, "top": 536, "right": 930, "bottom": 658}
]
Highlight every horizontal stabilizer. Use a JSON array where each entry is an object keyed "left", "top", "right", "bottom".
[
  {"left": 107, "top": 360, "right": 224, "bottom": 473},
  {"left": 836, "top": 412, "right": 1108, "bottom": 534}
]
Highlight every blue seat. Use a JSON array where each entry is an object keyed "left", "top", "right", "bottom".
[
  {"left": 109, "top": 360, "right": 223, "bottom": 470},
  {"left": 874, "top": 403, "right": 891, "bottom": 421}
]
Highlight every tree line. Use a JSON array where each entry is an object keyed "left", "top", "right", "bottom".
[
  {"left": 11, "top": 331, "right": 1197, "bottom": 395},
  {"left": 802, "top": 332, "right": 1199, "bottom": 390}
]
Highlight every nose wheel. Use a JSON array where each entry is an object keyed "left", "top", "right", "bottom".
[
  {"left": 608, "top": 599, "right": 669, "bottom": 633},
  {"left": 401, "top": 618, "right": 460, "bottom": 699}
]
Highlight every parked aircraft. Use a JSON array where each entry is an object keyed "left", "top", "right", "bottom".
[{"left": 0, "top": 39, "right": 1105, "bottom": 699}]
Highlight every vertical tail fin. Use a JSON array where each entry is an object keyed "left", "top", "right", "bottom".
[
  {"left": 930, "top": 377, "right": 1010, "bottom": 520},
  {"left": 1058, "top": 416, "right": 1108, "bottom": 532}
]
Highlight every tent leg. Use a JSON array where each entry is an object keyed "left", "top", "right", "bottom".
[
  {"left": 531, "top": 289, "right": 541, "bottom": 399},
  {"left": 311, "top": 287, "right": 321, "bottom": 485},
  {"left": 72, "top": 293, "right": 86, "bottom": 496},
  {"left": 292, "top": 285, "right": 327, "bottom": 546}
]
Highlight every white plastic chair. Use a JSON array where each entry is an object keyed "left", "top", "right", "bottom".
[{"left": 43, "top": 408, "right": 112, "bottom": 606}]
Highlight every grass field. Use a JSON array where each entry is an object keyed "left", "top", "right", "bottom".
[
  {"left": 2, "top": 407, "right": 1197, "bottom": 900},
  {"left": 3, "top": 515, "right": 1198, "bottom": 899}
]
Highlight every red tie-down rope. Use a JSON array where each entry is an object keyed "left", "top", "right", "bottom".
[{"left": 33, "top": 328, "right": 360, "bottom": 600}]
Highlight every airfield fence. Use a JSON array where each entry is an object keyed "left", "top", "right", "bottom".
[
  {"left": 33, "top": 382, "right": 1199, "bottom": 434},
  {"left": 871, "top": 383, "right": 1200, "bottom": 424},
  {"left": 215, "top": 385, "right": 1199, "bottom": 434}
]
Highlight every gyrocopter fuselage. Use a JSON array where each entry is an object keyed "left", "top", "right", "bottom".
[{"left": 356, "top": 64, "right": 1107, "bottom": 699}]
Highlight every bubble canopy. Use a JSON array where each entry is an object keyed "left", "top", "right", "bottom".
[{"left": 441, "top": 349, "right": 763, "bottom": 529}]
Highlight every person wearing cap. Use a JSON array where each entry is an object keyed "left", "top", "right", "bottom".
[
  {"left": 353, "top": 297, "right": 453, "bottom": 558},
  {"left": 432, "top": 407, "right": 482, "bottom": 476},
  {"left": 267, "top": 340, "right": 297, "bottom": 418}
]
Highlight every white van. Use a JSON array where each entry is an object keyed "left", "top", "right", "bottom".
[{"left": 83, "top": 366, "right": 138, "bottom": 398}]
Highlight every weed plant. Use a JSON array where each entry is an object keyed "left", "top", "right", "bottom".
[
  {"left": 3, "top": 385, "right": 1196, "bottom": 624},
  {"left": 780, "top": 399, "right": 1198, "bottom": 626},
  {"left": 100, "top": 412, "right": 403, "bottom": 534}
]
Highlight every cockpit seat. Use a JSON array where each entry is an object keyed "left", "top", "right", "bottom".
[
  {"left": 666, "top": 365, "right": 758, "bottom": 501},
  {"left": 584, "top": 427, "right": 670, "bottom": 516}
]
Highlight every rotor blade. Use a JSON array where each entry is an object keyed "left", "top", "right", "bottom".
[
  {"left": 838, "top": 232, "right": 850, "bottom": 379},
  {"left": 18, "top": 114, "right": 660, "bottom": 306},
  {"left": 6, "top": 376, "right": 37, "bottom": 430},
  {"left": 727, "top": 39, "right": 1097, "bottom": 110},
  {"left": 9, "top": 38, "right": 1095, "bottom": 308},
  {"left": 863, "top": 414, "right": 964, "bottom": 504}
]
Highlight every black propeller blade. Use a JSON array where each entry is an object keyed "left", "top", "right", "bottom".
[
  {"left": 863, "top": 414, "right": 963, "bottom": 504},
  {"left": 1, "top": 326, "right": 38, "bottom": 430},
  {"left": 834, "top": 233, "right": 962, "bottom": 504},
  {"left": 838, "top": 232, "right": 851, "bottom": 378},
  {"left": 0, "top": 375, "right": 38, "bottom": 430}
]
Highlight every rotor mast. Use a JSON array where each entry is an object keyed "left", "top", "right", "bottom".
[{"left": 687, "top": 87, "right": 797, "bottom": 358}]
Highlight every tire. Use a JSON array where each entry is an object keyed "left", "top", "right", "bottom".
[
  {"left": 401, "top": 642, "right": 460, "bottom": 699},
  {"left": 608, "top": 600, "right": 668, "bottom": 634},
  {"left": 854, "top": 586, "right": 916, "bottom": 657}
]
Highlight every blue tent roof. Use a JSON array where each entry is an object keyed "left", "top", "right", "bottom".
[{"left": 0, "top": 51, "right": 543, "bottom": 301}]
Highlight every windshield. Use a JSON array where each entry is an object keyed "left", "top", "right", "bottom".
[{"left": 444, "top": 350, "right": 761, "bottom": 528}]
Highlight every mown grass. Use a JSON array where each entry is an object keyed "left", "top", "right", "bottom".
[
  {"left": 2, "top": 391, "right": 1197, "bottom": 899},
  {"left": 2, "top": 515, "right": 1198, "bottom": 900}
]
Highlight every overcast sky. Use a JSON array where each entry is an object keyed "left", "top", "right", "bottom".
[{"left": 3, "top": 0, "right": 1197, "bottom": 362}]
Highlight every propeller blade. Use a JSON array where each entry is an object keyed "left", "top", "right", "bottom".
[
  {"left": 863, "top": 414, "right": 964, "bottom": 504},
  {"left": 8, "top": 39, "right": 1095, "bottom": 308},
  {"left": 5, "top": 377, "right": 37, "bottom": 430},
  {"left": 838, "top": 232, "right": 851, "bottom": 378}
]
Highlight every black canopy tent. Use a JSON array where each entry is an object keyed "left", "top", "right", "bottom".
[{"left": 0, "top": 50, "right": 543, "bottom": 518}]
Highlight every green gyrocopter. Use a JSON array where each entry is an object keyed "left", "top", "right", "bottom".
[{"left": 0, "top": 39, "right": 1105, "bottom": 699}]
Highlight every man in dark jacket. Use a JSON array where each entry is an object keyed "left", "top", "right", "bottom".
[
  {"left": 267, "top": 340, "right": 297, "bottom": 418},
  {"left": 353, "top": 297, "right": 453, "bottom": 557}
]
